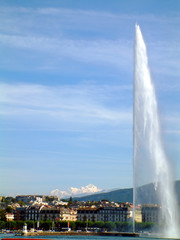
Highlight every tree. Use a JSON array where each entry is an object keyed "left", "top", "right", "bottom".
[
  {"left": 120, "top": 222, "right": 132, "bottom": 232},
  {"left": 16, "top": 220, "right": 24, "bottom": 229},
  {"left": 26, "top": 220, "right": 34, "bottom": 229},
  {"left": 5, "top": 206, "right": 13, "bottom": 213},
  {"left": 68, "top": 196, "right": 73, "bottom": 205},
  {"left": 0, "top": 221, "right": 6, "bottom": 228},
  {"left": 18, "top": 200, "right": 25, "bottom": 206},
  {"left": 45, "top": 196, "right": 54, "bottom": 202},
  {"left": 94, "top": 221, "right": 104, "bottom": 229},
  {"left": 41, "top": 220, "right": 53, "bottom": 230},
  {"left": 69, "top": 221, "right": 76, "bottom": 230},
  {"left": 8, "top": 221, "right": 17, "bottom": 230},
  {"left": 104, "top": 221, "right": 116, "bottom": 231},
  {"left": 11, "top": 197, "right": 16, "bottom": 203},
  {"left": 0, "top": 210, "right": 6, "bottom": 221},
  {"left": 75, "top": 220, "right": 86, "bottom": 230},
  {"left": 61, "top": 199, "right": 68, "bottom": 202},
  {"left": 115, "top": 221, "right": 123, "bottom": 232}
]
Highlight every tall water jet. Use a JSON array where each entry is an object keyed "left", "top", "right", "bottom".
[{"left": 133, "top": 24, "right": 179, "bottom": 237}]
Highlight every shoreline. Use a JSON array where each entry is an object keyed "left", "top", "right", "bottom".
[{"left": 22, "top": 231, "right": 140, "bottom": 237}]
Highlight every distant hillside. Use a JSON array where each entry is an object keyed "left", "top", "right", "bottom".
[
  {"left": 73, "top": 180, "right": 180, "bottom": 204},
  {"left": 74, "top": 187, "right": 133, "bottom": 203}
]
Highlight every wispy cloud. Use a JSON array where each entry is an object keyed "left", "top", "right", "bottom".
[
  {"left": 1, "top": 6, "right": 178, "bottom": 29},
  {"left": 0, "top": 6, "right": 179, "bottom": 76},
  {"left": 1, "top": 82, "right": 179, "bottom": 134},
  {"left": 0, "top": 34, "right": 132, "bottom": 69},
  {"left": 0, "top": 83, "right": 132, "bottom": 130}
]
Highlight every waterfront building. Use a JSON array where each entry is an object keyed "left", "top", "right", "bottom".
[
  {"left": 26, "top": 206, "right": 41, "bottom": 221},
  {"left": 38, "top": 207, "right": 61, "bottom": 221},
  {"left": 15, "top": 205, "right": 77, "bottom": 222},
  {"left": 98, "top": 206, "right": 132, "bottom": 222},
  {"left": 5, "top": 213, "right": 14, "bottom": 221},
  {"left": 134, "top": 206, "right": 142, "bottom": 223},
  {"left": 60, "top": 208, "right": 77, "bottom": 221},
  {"left": 77, "top": 205, "right": 133, "bottom": 222},
  {"left": 14, "top": 207, "right": 27, "bottom": 221},
  {"left": 38, "top": 206, "right": 77, "bottom": 222},
  {"left": 77, "top": 207, "right": 98, "bottom": 222},
  {"left": 141, "top": 204, "right": 160, "bottom": 223}
]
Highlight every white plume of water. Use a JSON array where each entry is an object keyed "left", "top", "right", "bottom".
[{"left": 133, "top": 24, "right": 179, "bottom": 237}]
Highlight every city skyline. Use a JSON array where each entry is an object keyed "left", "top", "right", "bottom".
[{"left": 1, "top": 0, "right": 180, "bottom": 196}]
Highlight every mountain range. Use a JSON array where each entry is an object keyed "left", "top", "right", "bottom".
[
  {"left": 51, "top": 184, "right": 102, "bottom": 199},
  {"left": 73, "top": 180, "right": 180, "bottom": 204}
]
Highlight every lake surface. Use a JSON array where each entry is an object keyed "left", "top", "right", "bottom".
[{"left": 1, "top": 234, "right": 180, "bottom": 240}]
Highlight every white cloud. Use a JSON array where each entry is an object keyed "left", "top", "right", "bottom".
[
  {"left": 51, "top": 184, "right": 102, "bottom": 198},
  {"left": 0, "top": 83, "right": 132, "bottom": 129},
  {"left": 1, "top": 82, "right": 179, "bottom": 135},
  {"left": 0, "top": 34, "right": 132, "bottom": 70},
  {"left": 1, "top": 6, "right": 178, "bottom": 29},
  {"left": 0, "top": 6, "right": 179, "bottom": 74}
]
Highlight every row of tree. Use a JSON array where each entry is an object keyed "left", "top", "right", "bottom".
[{"left": 0, "top": 220, "right": 155, "bottom": 232}]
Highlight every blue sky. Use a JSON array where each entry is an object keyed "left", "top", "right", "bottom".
[{"left": 1, "top": 0, "right": 180, "bottom": 196}]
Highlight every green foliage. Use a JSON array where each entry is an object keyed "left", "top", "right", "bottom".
[
  {"left": 121, "top": 222, "right": 132, "bottom": 232},
  {"left": 18, "top": 200, "right": 25, "bottom": 206},
  {"left": 58, "top": 221, "right": 68, "bottom": 227},
  {"left": 68, "top": 196, "right": 73, "bottom": 206},
  {"left": 133, "top": 222, "right": 155, "bottom": 232},
  {"left": 45, "top": 196, "right": 54, "bottom": 202},
  {"left": 0, "top": 219, "right": 158, "bottom": 232},
  {"left": 115, "top": 221, "right": 132, "bottom": 232},
  {"left": 37, "top": 220, "right": 44, "bottom": 229},
  {"left": 0, "top": 221, "right": 6, "bottom": 229},
  {"left": 104, "top": 221, "right": 116, "bottom": 231},
  {"left": 1, "top": 197, "right": 17, "bottom": 204},
  {"left": 85, "top": 201, "right": 99, "bottom": 206},
  {"left": 115, "top": 221, "right": 123, "bottom": 231},
  {"left": 41, "top": 220, "right": 53, "bottom": 230},
  {"left": 5, "top": 206, "right": 13, "bottom": 213},
  {"left": 0, "top": 210, "right": 6, "bottom": 221},
  {"left": 7, "top": 221, "right": 17, "bottom": 229},
  {"left": 69, "top": 221, "right": 76, "bottom": 230},
  {"left": 26, "top": 220, "right": 34, "bottom": 229},
  {"left": 86, "top": 220, "right": 93, "bottom": 227},
  {"left": 11, "top": 198, "right": 16, "bottom": 203},
  {"left": 16, "top": 220, "right": 24, "bottom": 229},
  {"left": 93, "top": 221, "right": 104, "bottom": 228},
  {"left": 75, "top": 220, "right": 86, "bottom": 229}
]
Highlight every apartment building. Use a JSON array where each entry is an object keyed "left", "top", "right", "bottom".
[
  {"left": 38, "top": 207, "right": 77, "bottom": 222},
  {"left": 15, "top": 195, "right": 45, "bottom": 204},
  {"left": 77, "top": 207, "right": 98, "bottom": 222},
  {"left": 141, "top": 204, "right": 160, "bottom": 223},
  {"left": 38, "top": 207, "right": 61, "bottom": 221},
  {"left": 60, "top": 208, "right": 77, "bottom": 221},
  {"left": 5, "top": 213, "right": 14, "bottom": 221},
  {"left": 77, "top": 206, "right": 133, "bottom": 222},
  {"left": 26, "top": 206, "right": 41, "bottom": 221},
  {"left": 14, "top": 207, "right": 27, "bottom": 221},
  {"left": 14, "top": 205, "right": 77, "bottom": 222}
]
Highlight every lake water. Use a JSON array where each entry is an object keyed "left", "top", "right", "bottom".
[{"left": 1, "top": 234, "right": 180, "bottom": 240}]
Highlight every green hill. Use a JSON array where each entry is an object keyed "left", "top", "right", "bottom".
[
  {"left": 74, "top": 187, "right": 133, "bottom": 203},
  {"left": 73, "top": 180, "right": 180, "bottom": 203}
]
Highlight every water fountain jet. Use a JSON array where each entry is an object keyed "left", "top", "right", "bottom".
[{"left": 133, "top": 24, "right": 179, "bottom": 238}]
